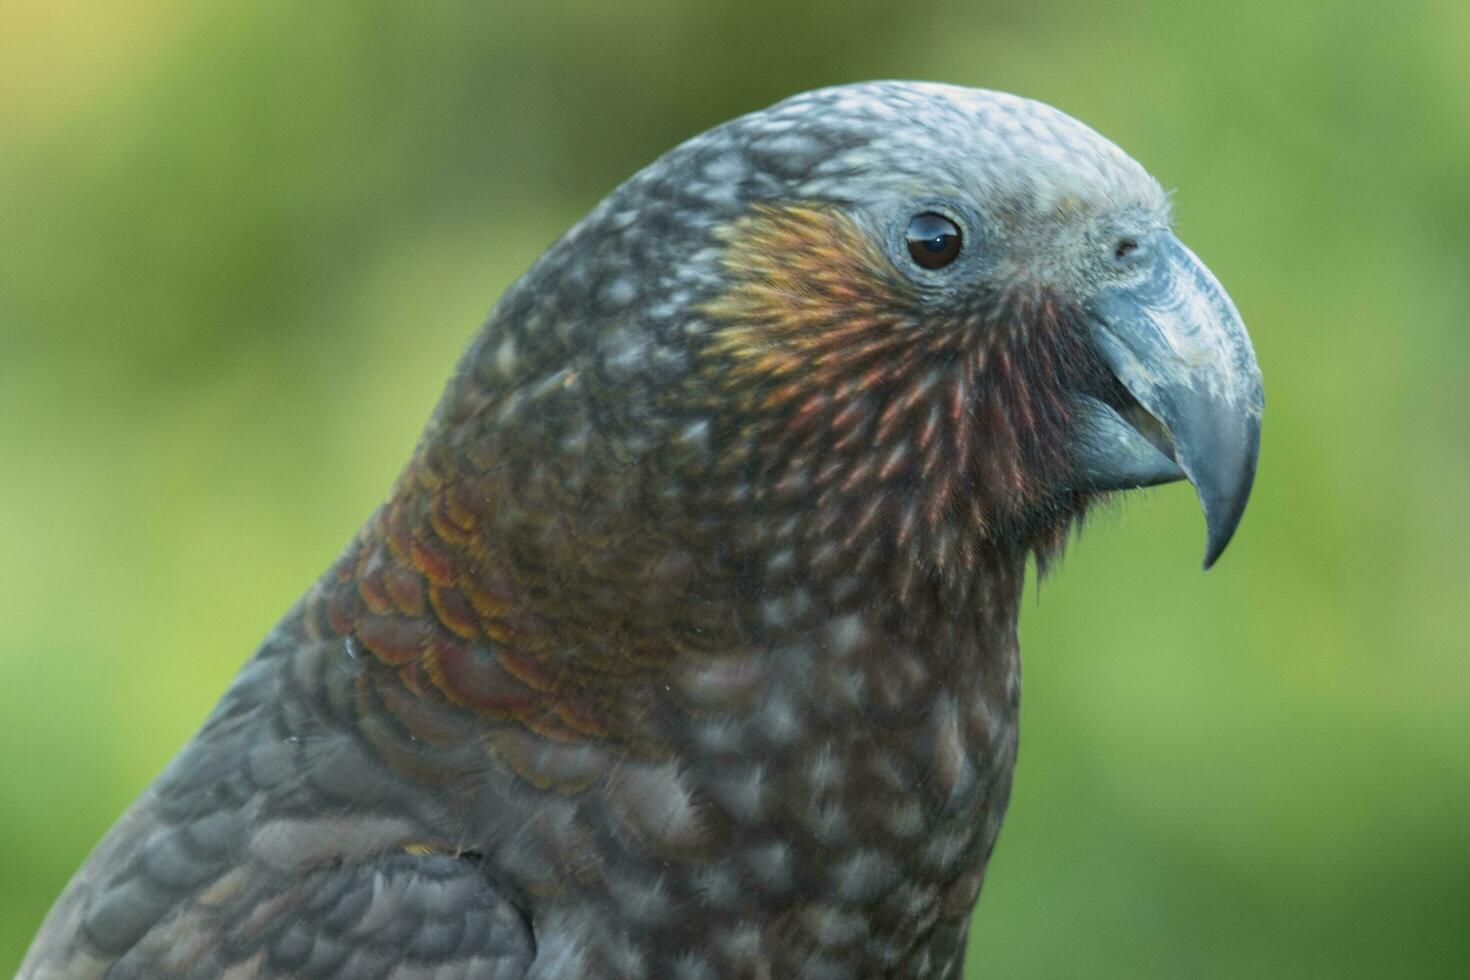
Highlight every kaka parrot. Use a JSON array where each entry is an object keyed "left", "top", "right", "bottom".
[{"left": 20, "top": 82, "right": 1263, "bottom": 979}]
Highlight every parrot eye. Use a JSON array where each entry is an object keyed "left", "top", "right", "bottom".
[{"left": 905, "top": 213, "right": 963, "bottom": 270}]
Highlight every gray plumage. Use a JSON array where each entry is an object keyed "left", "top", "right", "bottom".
[{"left": 21, "top": 82, "right": 1262, "bottom": 980}]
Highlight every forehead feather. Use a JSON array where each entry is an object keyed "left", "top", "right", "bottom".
[{"left": 732, "top": 81, "right": 1166, "bottom": 217}]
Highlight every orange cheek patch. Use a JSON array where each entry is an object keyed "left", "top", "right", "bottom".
[
  {"left": 694, "top": 200, "right": 1096, "bottom": 575},
  {"left": 701, "top": 203, "right": 919, "bottom": 397}
]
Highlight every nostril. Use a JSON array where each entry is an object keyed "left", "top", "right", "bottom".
[{"left": 1113, "top": 237, "right": 1140, "bottom": 262}]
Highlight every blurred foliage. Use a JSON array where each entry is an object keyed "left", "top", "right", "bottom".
[{"left": 2, "top": 1, "right": 1466, "bottom": 976}]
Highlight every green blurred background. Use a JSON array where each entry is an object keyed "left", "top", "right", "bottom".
[{"left": 2, "top": 1, "right": 1466, "bottom": 976}]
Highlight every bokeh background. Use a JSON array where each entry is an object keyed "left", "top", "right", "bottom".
[{"left": 3, "top": 1, "right": 1467, "bottom": 976}]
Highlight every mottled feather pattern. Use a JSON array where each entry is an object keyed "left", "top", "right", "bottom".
[
  {"left": 271, "top": 307, "right": 1029, "bottom": 974},
  {"left": 700, "top": 203, "right": 1108, "bottom": 583},
  {"left": 18, "top": 81, "right": 1215, "bottom": 980}
]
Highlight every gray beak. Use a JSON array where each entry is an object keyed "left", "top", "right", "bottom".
[{"left": 1070, "top": 233, "right": 1264, "bottom": 569}]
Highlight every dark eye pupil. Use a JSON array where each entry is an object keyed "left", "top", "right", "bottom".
[{"left": 906, "top": 213, "right": 962, "bottom": 269}]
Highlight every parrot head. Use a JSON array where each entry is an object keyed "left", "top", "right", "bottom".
[
  {"left": 686, "top": 83, "right": 1264, "bottom": 570},
  {"left": 428, "top": 81, "right": 1263, "bottom": 645}
]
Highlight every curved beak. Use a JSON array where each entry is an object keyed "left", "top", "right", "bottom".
[{"left": 1071, "top": 233, "right": 1264, "bottom": 568}]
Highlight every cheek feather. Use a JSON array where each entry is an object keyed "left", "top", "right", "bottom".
[
  {"left": 701, "top": 204, "right": 916, "bottom": 383},
  {"left": 697, "top": 203, "right": 1102, "bottom": 573}
]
